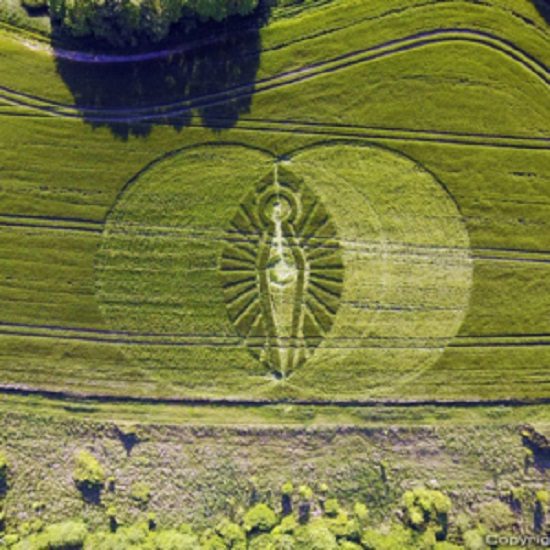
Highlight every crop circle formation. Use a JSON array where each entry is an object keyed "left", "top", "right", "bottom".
[{"left": 95, "top": 143, "right": 473, "bottom": 398}]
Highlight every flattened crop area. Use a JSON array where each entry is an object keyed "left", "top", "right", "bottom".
[{"left": 0, "top": 0, "right": 549, "bottom": 403}]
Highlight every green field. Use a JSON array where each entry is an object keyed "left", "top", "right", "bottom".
[
  {"left": 0, "top": 0, "right": 549, "bottom": 545},
  {"left": 1, "top": 0, "right": 549, "bottom": 401}
]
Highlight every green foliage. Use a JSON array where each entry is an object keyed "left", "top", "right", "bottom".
[
  {"left": 243, "top": 503, "right": 278, "bottom": 534},
  {"left": 14, "top": 520, "right": 88, "bottom": 550},
  {"left": 47, "top": 0, "right": 260, "bottom": 46},
  {"left": 273, "top": 515, "right": 298, "bottom": 536},
  {"left": 353, "top": 503, "right": 369, "bottom": 525},
  {"left": 84, "top": 523, "right": 200, "bottom": 549},
  {"left": 5, "top": 484, "right": 539, "bottom": 549},
  {"left": 476, "top": 500, "right": 515, "bottom": 533},
  {"left": 536, "top": 490, "right": 550, "bottom": 506},
  {"left": 325, "top": 498, "right": 340, "bottom": 518},
  {"left": 294, "top": 518, "right": 339, "bottom": 549},
  {"left": 130, "top": 482, "right": 152, "bottom": 507},
  {"left": 215, "top": 518, "right": 246, "bottom": 549},
  {"left": 281, "top": 481, "right": 294, "bottom": 496},
  {"left": 152, "top": 529, "right": 200, "bottom": 549},
  {"left": 462, "top": 527, "right": 487, "bottom": 550},
  {"left": 72, "top": 450, "right": 105, "bottom": 491},
  {"left": 339, "top": 542, "right": 363, "bottom": 550},
  {"left": 402, "top": 488, "right": 451, "bottom": 539},
  {"left": 298, "top": 485, "right": 313, "bottom": 501}
]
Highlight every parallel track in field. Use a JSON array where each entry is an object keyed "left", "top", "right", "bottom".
[
  {"left": 0, "top": 320, "right": 549, "bottom": 350},
  {"left": 0, "top": 28, "right": 548, "bottom": 137},
  {"left": 1, "top": 212, "right": 549, "bottom": 261},
  {"left": 0, "top": 381, "right": 550, "bottom": 408}
]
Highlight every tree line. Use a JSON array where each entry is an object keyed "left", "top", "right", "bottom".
[{"left": 22, "top": 0, "right": 260, "bottom": 46}]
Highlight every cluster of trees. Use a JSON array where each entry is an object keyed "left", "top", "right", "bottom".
[
  {"left": 1, "top": 448, "right": 547, "bottom": 549},
  {"left": 1, "top": 485, "right": 458, "bottom": 549},
  {"left": 21, "top": 0, "right": 260, "bottom": 46},
  {"left": 3, "top": 475, "right": 529, "bottom": 550}
]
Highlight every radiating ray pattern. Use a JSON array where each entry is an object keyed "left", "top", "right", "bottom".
[{"left": 220, "top": 164, "right": 344, "bottom": 378}]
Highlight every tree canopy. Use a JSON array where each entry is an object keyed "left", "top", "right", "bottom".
[{"left": 42, "top": 0, "right": 260, "bottom": 46}]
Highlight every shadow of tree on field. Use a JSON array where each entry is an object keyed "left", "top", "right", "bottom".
[
  {"left": 53, "top": 3, "right": 272, "bottom": 140},
  {"left": 531, "top": 0, "right": 550, "bottom": 23}
]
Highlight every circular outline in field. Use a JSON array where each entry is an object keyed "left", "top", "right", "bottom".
[{"left": 94, "top": 141, "right": 473, "bottom": 399}]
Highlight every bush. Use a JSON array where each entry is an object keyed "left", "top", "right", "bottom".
[
  {"left": 243, "top": 503, "right": 278, "bottom": 533},
  {"left": 151, "top": 529, "right": 199, "bottom": 549},
  {"left": 73, "top": 450, "right": 105, "bottom": 491},
  {"left": 361, "top": 523, "right": 419, "bottom": 550},
  {"left": 462, "top": 527, "right": 487, "bottom": 550},
  {"left": 294, "top": 518, "right": 339, "bottom": 549},
  {"left": 477, "top": 500, "right": 515, "bottom": 533},
  {"left": 402, "top": 488, "right": 451, "bottom": 540},
  {"left": 215, "top": 518, "right": 246, "bottom": 549},
  {"left": 32, "top": 520, "right": 88, "bottom": 549},
  {"left": 324, "top": 498, "right": 340, "bottom": 518},
  {"left": 130, "top": 482, "right": 152, "bottom": 507}
]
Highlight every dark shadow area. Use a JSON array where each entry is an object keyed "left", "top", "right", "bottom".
[
  {"left": 22, "top": 4, "right": 49, "bottom": 17},
  {"left": 114, "top": 425, "right": 140, "bottom": 456},
  {"left": 76, "top": 482, "right": 102, "bottom": 505},
  {"left": 532, "top": 0, "right": 550, "bottom": 23},
  {"left": 521, "top": 425, "right": 550, "bottom": 472},
  {"left": 53, "top": 3, "right": 273, "bottom": 139}
]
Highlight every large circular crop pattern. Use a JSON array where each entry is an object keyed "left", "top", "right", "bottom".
[{"left": 95, "top": 143, "right": 473, "bottom": 400}]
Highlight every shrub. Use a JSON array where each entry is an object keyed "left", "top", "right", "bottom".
[
  {"left": 324, "top": 498, "right": 340, "bottom": 518},
  {"left": 73, "top": 450, "right": 105, "bottom": 491},
  {"left": 361, "top": 523, "right": 416, "bottom": 550},
  {"left": 353, "top": 502, "right": 369, "bottom": 525},
  {"left": 247, "top": 533, "right": 276, "bottom": 550},
  {"left": 535, "top": 490, "right": 548, "bottom": 533},
  {"left": 243, "top": 503, "right": 278, "bottom": 533},
  {"left": 273, "top": 515, "right": 298, "bottom": 536},
  {"left": 462, "top": 527, "right": 487, "bottom": 550},
  {"left": 281, "top": 481, "right": 294, "bottom": 516},
  {"left": 215, "top": 518, "right": 246, "bottom": 549},
  {"left": 200, "top": 529, "right": 227, "bottom": 549},
  {"left": 477, "top": 500, "right": 515, "bottom": 533},
  {"left": 298, "top": 485, "right": 313, "bottom": 501},
  {"left": 281, "top": 481, "right": 294, "bottom": 496},
  {"left": 402, "top": 488, "right": 451, "bottom": 540},
  {"left": 38, "top": 520, "right": 88, "bottom": 549},
  {"left": 298, "top": 485, "right": 313, "bottom": 524},
  {"left": 326, "top": 510, "right": 359, "bottom": 541},
  {"left": 130, "top": 482, "right": 152, "bottom": 507},
  {"left": 151, "top": 529, "right": 199, "bottom": 549},
  {"left": 537, "top": 490, "right": 550, "bottom": 508},
  {"left": 294, "top": 518, "right": 339, "bottom": 549}
]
